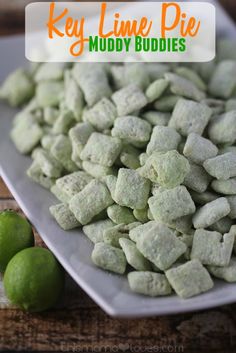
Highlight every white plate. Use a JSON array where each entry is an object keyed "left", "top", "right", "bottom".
[{"left": 1, "top": 2, "right": 236, "bottom": 318}]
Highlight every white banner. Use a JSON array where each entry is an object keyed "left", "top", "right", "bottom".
[{"left": 25, "top": 2, "right": 215, "bottom": 62}]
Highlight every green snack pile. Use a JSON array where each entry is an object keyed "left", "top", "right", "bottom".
[{"left": 1, "top": 39, "right": 236, "bottom": 298}]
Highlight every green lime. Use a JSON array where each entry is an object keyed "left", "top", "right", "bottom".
[
  {"left": 0, "top": 210, "right": 34, "bottom": 272},
  {"left": 4, "top": 247, "right": 65, "bottom": 312}
]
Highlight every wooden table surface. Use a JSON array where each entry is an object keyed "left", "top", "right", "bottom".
[{"left": 1, "top": 1, "right": 236, "bottom": 351}]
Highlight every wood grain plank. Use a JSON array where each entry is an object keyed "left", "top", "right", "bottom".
[{"left": 0, "top": 177, "right": 12, "bottom": 199}]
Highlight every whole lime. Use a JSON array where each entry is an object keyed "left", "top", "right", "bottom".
[
  {"left": 4, "top": 247, "right": 64, "bottom": 312},
  {"left": 0, "top": 210, "right": 34, "bottom": 272}
]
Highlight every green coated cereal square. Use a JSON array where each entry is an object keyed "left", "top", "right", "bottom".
[
  {"left": 50, "top": 135, "right": 78, "bottom": 172},
  {"left": 10, "top": 118, "right": 43, "bottom": 154},
  {"left": 148, "top": 186, "right": 196, "bottom": 223},
  {"left": 56, "top": 171, "right": 93, "bottom": 198},
  {"left": 128, "top": 271, "right": 172, "bottom": 296},
  {"left": 33, "top": 149, "right": 63, "bottom": 178},
  {"left": 119, "top": 238, "right": 151, "bottom": 271},
  {"left": 69, "top": 180, "right": 113, "bottom": 225},
  {"left": 145, "top": 78, "right": 169, "bottom": 103},
  {"left": 26, "top": 161, "right": 55, "bottom": 189},
  {"left": 83, "top": 219, "right": 114, "bottom": 243},
  {"left": 111, "top": 116, "right": 151, "bottom": 145},
  {"left": 183, "top": 133, "right": 218, "bottom": 165},
  {"left": 114, "top": 168, "right": 150, "bottom": 210},
  {"left": 107, "top": 205, "right": 136, "bottom": 225},
  {"left": 111, "top": 84, "right": 148, "bottom": 116},
  {"left": 84, "top": 98, "right": 117, "bottom": 131},
  {"left": 203, "top": 152, "right": 236, "bottom": 180},
  {"left": 136, "top": 223, "right": 187, "bottom": 270},
  {"left": 36, "top": 81, "right": 63, "bottom": 108},
  {"left": 193, "top": 197, "right": 230, "bottom": 229},
  {"left": 183, "top": 163, "right": 211, "bottom": 193},
  {"left": 72, "top": 63, "right": 112, "bottom": 106},
  {"left": 49, "top": 203, "right": 80, "bottom": 230},
  {"left": 165, "top": 73, "right": 205, "bottom": 101},
  {"left": 146, "top": 126, "right": 181, "bottom": 155},
  {"left": 165, "top": 259, "right": 213, "bottom": 298},
  {"left": 208, "top": 111, "right": 236, "bottom": 145},
  {"left": 208, "top": 257, "right": 236, "bottom": 282},
  {"left": 191, "top": 228, "right": 234, "bottom": 266},
  {"left": 80, "top": 132, "right": 122, "bottom": 167},
  {"left": 0, "top": 69, "right": 34, "bottom": 107},
  {"left": 169, "top": 98, "right": 212, "bottom": 136},
  {"left": 91, "top": 242, "right": 126, "bottom": 274}
]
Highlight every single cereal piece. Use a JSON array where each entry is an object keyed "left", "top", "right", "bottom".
[
  {"left": 91, "top": 242, "right": 126, "bottom": 274},
  {"left": 203, "top": 153, "right": 236, "bottom": 180},
  {"left": 191, "top": 228, "right": 234, "bottom": 266},
  {"left": 183, "top": 133, "right": 218, "bottom": 165},
  {"left": 169, "top": 98, "right": 212, "bottom": 136},
  {"left": 64, "top": 70, "right": 84, "bottom": 121},
  {"left": 128, "top": 271, "right": 172, "bottom": 296},
  {"left": 84, "top": 98, "right": 117, "bottom": 131},
  {"left": 83, "top": 219, "right": 114, "bottom": 243},
  {"left": 43, "top": 107, "right": 59, "bottom": 125},
  {"left": 33, "top": 149, "right": 63, "bottom": 178},
  {"left": 129, "top": 221, "right": 157, "bottom": 242},
  {"left": 27, "top": 161, "right": 55, "bottom": 189},
  {"left": 119, "top": 238, "right": 151, "bottom": 271},
  {"left": 72, "top": 63, "right": 112, "bottom": 106},
  {"left": 123, "top": 63, "right": 150, "bottom": 90},
  {"left": 36, "top": 81, "right": 63, "bottom": 108},
  {"left": 111, "top": 116, "right": 151, "bottom": 145},
  {"left": 154, "top": 95, "right": 181, "bottom": 112},
  {"left": 208, "top": 257, "right": 236, "bottom": 282},
  {"left": 165, "top": 73, "right": 206, "bottom": 101},
  {"left": 0, "top": 69, "right": 34, "bottom": 107},
  {"left": 145, "top": 78, "right": 169, "bottom": 103},
  {"left": 208, "top": 111, "right": 236, "bottom": 145},
  {"left": 165, "top": 259, "right": 213, "bottom": 298},
  {"left": 209, "top": 60, "right": 236, "bottom": 99},
  {"left": 148, "top": 186, "right": 196, "bottom": 223},
  {"left": 80, "top": 132, "right": 122, "bottom": 167},
  {"left": 142, "top": 111, "right": 171, "bottom": 126},
  {"left": 50, "top": 135, "right": 78, "bottom": 172},
  {"left": 49, "top": 203, "right": 80, "bottom": 230},
  {"left": 52, "top": 110, "right": 75, "bottom": 135},
  {"left": 141, "top": 150, "right": 190, "bottom": 188},
  {"left": 69, "top": 180, "right": 113, "bottom": 225},
  {"left": 146, "top": 126, "right": 181, "bottom": 155},
  {"left": 111, "top": 84, "right": 148, "bottom": 116},
  {"left": 136, "top": 223, "right": 187, "bottom": 270},
  {"left": 114, "top": 168, "right": 151, "bottom": 210},
  {"left": 175, "top": 66, "right": 207, "bottom": 91},
  {"left": 211, "top": 178, "right": 236, "bottom": 195},
  {"left": 227, "top": 196, "right": 236, "bottom": 219},
  {"left": 183, "top": 163, "right": 211, "bottom": 193},
  {"left": 193, "top": 197, "right": 230, "bottom": 229},
  {"left": 10, "top": 117, "right": 43, "bottom": 154},
  {"left": 35, "top": 63, "right": 64, "bottom": 82},
  {"left": 41, "top": 135, "right": 57, "bottom": 150},
  {"left": 56, "top": 171, "right": 93, "bottom": 198},
  {"left": 107, "top": 205, "right": 136, "bottom": 225}
]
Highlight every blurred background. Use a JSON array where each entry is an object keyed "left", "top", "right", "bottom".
[{"left": 0, "top": 0, "right": 235, "bottom": 35}]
